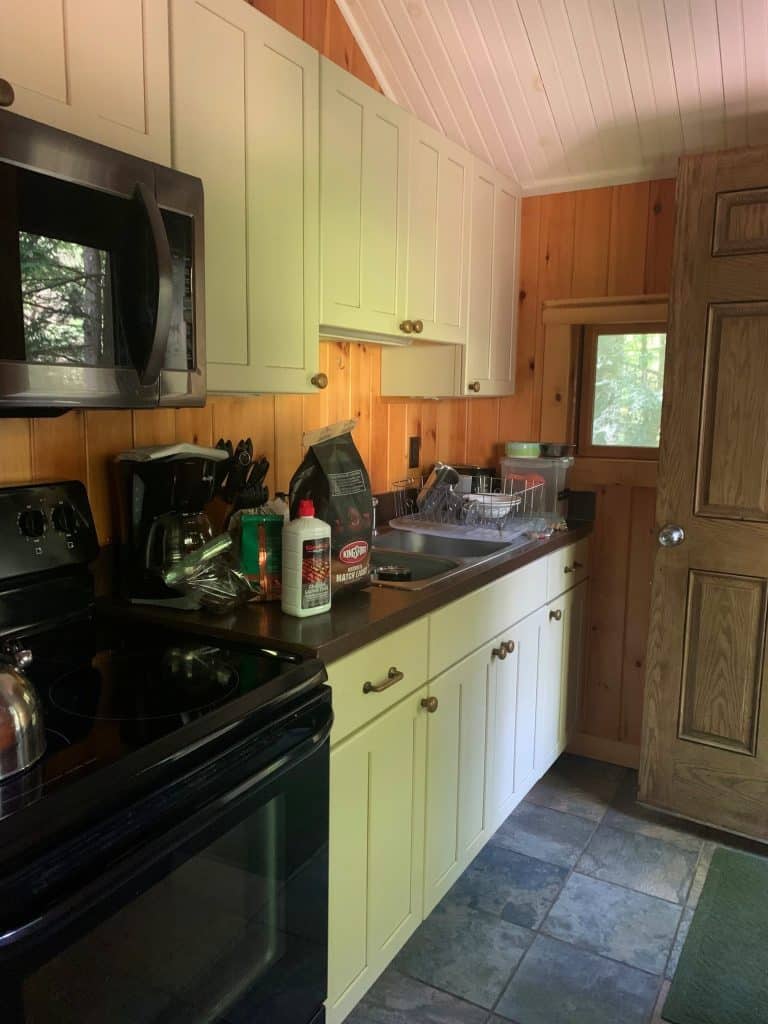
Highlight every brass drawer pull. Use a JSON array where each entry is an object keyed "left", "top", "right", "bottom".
[
  {"left": 564, "top": 560, "right": 584, "bottom": 574},
  {"left": 564, "top": 565, "right": 574, "bottom": 574},
  {"left": 363, "top": 666, "right": 404, "bottom": 694},
  {"left": 492, "top": 644, "right": 508, "bottom": 660},
  {"left": 549, "top": 609, "right": 562, "bottom": 622},
  {"left": 421, "top": 695, "right": 439, "bottom": 713},
  {"left": 573, "top": 560, "right": 584, "bottom": 570}
]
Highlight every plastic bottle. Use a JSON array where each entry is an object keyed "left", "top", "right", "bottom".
[{"left": 281, "top": 499, "right": 332, "bottom": 617}]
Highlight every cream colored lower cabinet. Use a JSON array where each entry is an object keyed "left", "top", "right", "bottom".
[
  {"left": 422, "top": 645, "right": 493, "bottom": 916},
  {"left": 326, "top": 687, "right": 427, "bottom": 1024}
]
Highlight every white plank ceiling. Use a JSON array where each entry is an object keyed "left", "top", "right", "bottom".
[{"left": 338, "top": 0, "right": 768, "bottom": 194}]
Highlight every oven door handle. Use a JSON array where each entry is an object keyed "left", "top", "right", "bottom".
[
  {"left": 0, "top": 704, "right": 333, "bottom": 958},
  {"left": 134, "top": 181, "right": 173, "bottom": 387}
]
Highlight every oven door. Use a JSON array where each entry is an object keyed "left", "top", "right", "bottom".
[{"left": 0, "top": 695, "right": 331, "bottom": 1024}]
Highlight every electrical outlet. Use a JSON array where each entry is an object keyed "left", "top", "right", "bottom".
[{"left": 408, "top": 435, "right": 421, "bottom": 470}]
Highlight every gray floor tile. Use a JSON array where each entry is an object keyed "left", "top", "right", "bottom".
[
  {"left": 493, "top": 934, "right": 660, "bottom": 1024},
  {"left": 525, "top": 754, "right": 627, "bottom": 822},
  {"left": 447, "top": 843, "right": 568, "bottom": 929},
  {"left": 603, "top": 774, "right": 703, "bottom": 852},
  {"left": 492, "top": 802, "right": 596, "bottom": 868},
  {"left": 345, "top": 968, "right": 487, "bottom": 1024},
  {"left": 394, "top": 895, "right": 533, "bottom": 1009},
  {"left": 542, "top": 872, "right": 681, "bottom": 975},
  {"left": 577, "top": 824, "right": 699, "bottom": 903},
  {"left": 666, "top": 906, "right": 694, "bottom": 979}
]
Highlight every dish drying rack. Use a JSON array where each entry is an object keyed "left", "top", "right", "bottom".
[{"left": 390, "top": 473, "right": 551, "bottom": 541}]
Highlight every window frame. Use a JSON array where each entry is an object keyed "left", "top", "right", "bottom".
[{"left": 577, "top": 322, "right": 667, "bottom": 460}]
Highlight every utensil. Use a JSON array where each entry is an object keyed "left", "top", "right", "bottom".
[{"left": 416, "top": 462, "right": 460, "bottom": 511}]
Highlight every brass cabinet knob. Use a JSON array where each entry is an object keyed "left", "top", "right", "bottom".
[
  {"left": 549, "top": 608, "right": 562, "bottom": 622},
  {"left": 421, "top": 695, "right": 439, "bottom": 713},
  {"left": 0, "top": 79, "right": 14, "bottom": 107},
  {"left": 492, "top": 644, "right": 508, "bottom": 660},
  {"left": 468, "top": 381, "right": 481, "bottom": 393},
  {"left": 400, "top": 319, "right": 414, "bottom": 334},
  {"left": 412, "top": 319, "right": 424, "bottom": 334},
  {"left": 310, "top": 372, "right": 328, "bottom": 389},
  {"left": 503, "top": 640, "right": 516, "bottom": 654}
]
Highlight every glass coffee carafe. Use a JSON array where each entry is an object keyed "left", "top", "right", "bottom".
[{"left": 145, "top": 511, "right": 213, "bottom": 572}]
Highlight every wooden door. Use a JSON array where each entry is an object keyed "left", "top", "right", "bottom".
[
  {"left": 640, "top": 148, "right": 768, "bottom": 839},
  {"left": 423, "top": 646, "right": 491, "bottom": 915},
  {"left": 327, "top": 688, "right": 427, "bottom": 1024},
  {"left": 0, "top": 0, "right": 170, "bottom": 161},
  {"left": 171, "top": 0, "right": 319, "bottom": 395},
  {"left": 465, "top": 160, "right": 519, "bottom": 397},
  {"left": 319, "top": 59, "right": 410, "bottom": 341},
  {"left": 406, "top": 119, "right": 471, "bottom": 345}
]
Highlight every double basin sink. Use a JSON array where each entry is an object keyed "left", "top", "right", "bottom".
[{"left": 370, "top": 529, "right": 532, "bottom": 591}]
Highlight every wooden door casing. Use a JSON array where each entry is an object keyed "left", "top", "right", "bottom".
[{"left": 640, "top": 148, "right": 768, "bottom": 839}]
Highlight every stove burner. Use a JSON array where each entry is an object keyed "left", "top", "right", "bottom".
[{"left": 49, "top": 647, "right": 239, "bottom": 722}]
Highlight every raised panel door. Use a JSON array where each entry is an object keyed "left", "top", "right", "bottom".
[
  {"left": 641, "top": 148, "right": 768, "bottom": 839},
  {"left": 320, "top": 59, "right": 409, "bottom": 341},
  {"left": 326, "top": 689, "right": 427, "bottom": 1024},
  {"left": 0, "top": 0, "right": 170, "bottom": 161},
  {"left": 423, "top": 646, "right": 491, "bottom": 915},
  {"left": 406, "top": 119, "right": 470, "bottom": 345}
]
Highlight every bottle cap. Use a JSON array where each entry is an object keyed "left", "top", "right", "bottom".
[{"left": 298, "top": 499, "right": 315, "bottom": 517}]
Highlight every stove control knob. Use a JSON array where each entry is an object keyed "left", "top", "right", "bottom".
[
  {"left": 18, "top": 508, "right": 46, "bottom": 539},
  {"left": 52, "top": 501, "right": 77, "bottom": 534}
]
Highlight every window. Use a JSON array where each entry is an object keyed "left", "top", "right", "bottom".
[{"left": 579, "top": 324, "right": 667, "bottom": 458}]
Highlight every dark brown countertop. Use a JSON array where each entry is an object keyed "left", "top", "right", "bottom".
[{"left": 101, "top": 525, "right": 592, "bottom": 664}]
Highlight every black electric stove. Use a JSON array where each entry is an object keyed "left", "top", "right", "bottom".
[{"left": 0, "top": 482, "right": 330, "bottom": 1024}]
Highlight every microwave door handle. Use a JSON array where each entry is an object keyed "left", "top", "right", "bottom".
[{"left": 134, "top": 182, "right": 173, "bottom": 386}]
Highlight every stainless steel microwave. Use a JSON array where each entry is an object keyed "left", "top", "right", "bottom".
[{"left": 0, "top": 110, "right": 205, "bottom": 411}]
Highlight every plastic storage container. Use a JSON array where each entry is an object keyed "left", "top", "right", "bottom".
[
  {"left": 499, "top": 456, "right": 574, "bottom": 527},
  {"left": 281, "top": 499, "right": 332, "bottom": 618}
]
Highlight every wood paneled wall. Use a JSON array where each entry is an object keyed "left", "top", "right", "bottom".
[{"left": 0, "top": 0, "right": 675, "bottom": 766}]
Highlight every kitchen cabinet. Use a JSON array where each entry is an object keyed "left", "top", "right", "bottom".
[
  {"left": 536, "top": 580, "right": 589, "bottom": 773},
  {"left": 422, "top": 645, "right": 492, "bottom": 915},
  {"left": 170, "top": 0, "right": 320, "bottom": 394},
  {"left": 379, "top": 158, "right": 520, "bottom": 397},
  {"left": 320, "top": 59, "right": 410, "bottom": 342},
  {"left": 0, "top": 0, "right": 170, "bottom": 162},
  {"left": 327, "top": 688, "right": 427, "bottom": 1024},
  {"left": 405, "top": 119, "right": 471, "bottom": 346}
]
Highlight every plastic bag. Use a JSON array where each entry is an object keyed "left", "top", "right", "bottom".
[{"left": 161, "top": 533, "right": 257, "bottom": 612}]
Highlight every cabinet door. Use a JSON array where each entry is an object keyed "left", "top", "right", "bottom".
[
  {"left": 327, "top": 689, "right": 427, "bottom": 1024},
  {"left": 170, "top": 0, "right": 319, "bottom": 394},
  {"left": 564, "top": 580, "right": 588, "bottom": 743},
  {"left": 0, "top": 0, "right": 170, "bottom": 161},
  {"left": 488, "top": 608, "right": 545, "bottom": 832},
  {"left": 464, "top": 161, "right": 519, "bottom": 397},
  {"left": 320, "top": 59, "right": 409, "bottom": 341},
  {"left": 423, "top": 646, "right": 491, "bottom": 915},
  {"left": 406, "top": 119, "right": 471, "bottom": 345}
]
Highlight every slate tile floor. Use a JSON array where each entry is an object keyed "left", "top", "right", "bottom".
[{"left": 346, "top": 753, "right": 767, "bottom": 1024}]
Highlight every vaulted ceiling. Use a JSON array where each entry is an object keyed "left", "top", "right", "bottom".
[{"left": 338, "top": 0, "right": 768, "bottom": 194}]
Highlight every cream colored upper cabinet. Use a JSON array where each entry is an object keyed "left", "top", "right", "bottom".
[
  {"left": 405, "top": 120, "right": 471, "bottom": 345},
  {"left": 170, "top": 0, "right": 320, "bottom": 394},
  {"left": 464, "top": 160, "right": 519, "bottom": 397},
  {"left": 0, "top": 0, "right": 170, "bottom": 162},
  {"left": 320, "top": 59, "right": 410, "bottom": 342}
]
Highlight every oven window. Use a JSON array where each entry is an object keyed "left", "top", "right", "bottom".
[
  {"left": 19, "top": 741, "right": 328, "bottom": 1024},
  {"left": 19, "top": 232, "right": 114, "bottom": 367}
]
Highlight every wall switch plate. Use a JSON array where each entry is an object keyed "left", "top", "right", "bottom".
[{"left": 408, "top": 435, "right": 421, "bottom": 470}]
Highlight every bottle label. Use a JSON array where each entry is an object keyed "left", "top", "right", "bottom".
[{"left": 301, "top": 537, "right": 331, "bottom": 609}]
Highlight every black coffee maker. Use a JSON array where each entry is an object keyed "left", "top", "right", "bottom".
[{"left": 114, "top": 443, "right": 229, "bottom": 606}]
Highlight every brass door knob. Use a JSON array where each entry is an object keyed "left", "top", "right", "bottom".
[
  {"left": 0, "top": 79, "right": 14, "bottom": 107},
  {"left": 310, "top": 372, "right": 328, "bottom": 389},
  {"left": 549, "top": 608, "right": 562, "bottom": 622},
  {"left": 421, "top": 695, "right": 439, "bottom": 713},
  {"left": 468, "top": 381, "right": 481, "bottom": 393},
  {"left": 400, "top": 319, "right": 414, "bottom": 334},
  {"left": 412, "top": 319, "right": 424, "bottom": 333},
  {"left": 492, "top": 644, "right": 508, "bottom": 660}
]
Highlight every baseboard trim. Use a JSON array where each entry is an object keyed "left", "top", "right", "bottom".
[{"left": 567, "top": 733, "right": 640, "bottom": 769}]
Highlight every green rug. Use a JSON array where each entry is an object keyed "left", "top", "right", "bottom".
[{"left": 663, "top": 847, "right": 768, "bottom": 1024}]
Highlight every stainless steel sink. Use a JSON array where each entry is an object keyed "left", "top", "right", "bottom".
[{"left": 370, "top": 529, "right": 532, "bottom": 590}]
